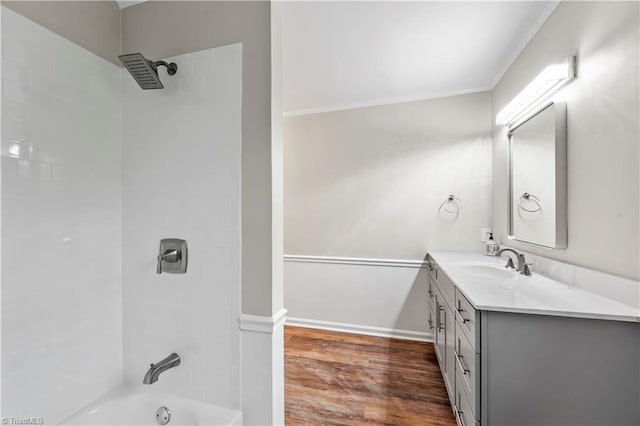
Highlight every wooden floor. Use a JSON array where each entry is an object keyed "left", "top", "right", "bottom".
[{"left": 284, "top": 326, "right": 457, "bottom": 426}]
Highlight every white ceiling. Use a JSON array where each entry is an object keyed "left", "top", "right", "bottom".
[{"left": 282, "top": 1, "right": 557, "bottom": 114}]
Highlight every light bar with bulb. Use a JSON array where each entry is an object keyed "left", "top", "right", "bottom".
[{"left": 496, "top": 56, "right": 575, "bottom": 127}]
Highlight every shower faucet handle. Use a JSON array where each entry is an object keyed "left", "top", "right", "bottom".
[
  {"left": 158, "top": 249, "right": 178, "bottom": 262},
  {"left": 156, "top": 239, "right": 188, "bottom": 275},
  {"left": 156, "top": 249, "right": 178, "bottom": 274}
]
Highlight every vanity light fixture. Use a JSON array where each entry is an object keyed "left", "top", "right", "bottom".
[{"left": 496, "top": 56, "right": 575, "bottom": 127}]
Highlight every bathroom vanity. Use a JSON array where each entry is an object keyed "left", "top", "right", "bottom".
[{"left": 426, "top": 251, "right": 640, "bottom": 426}]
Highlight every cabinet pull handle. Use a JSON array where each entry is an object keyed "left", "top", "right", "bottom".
[
  {"left": 438, "top": 306, "right": 445, "bottom": 331},
  {"left": 457, "top": 309, "right": 471, "bottom": 322},
  {"left": 455, "top": 391, "right": 466, "bottom": 426},
  {"left": 455, "top": 351, "right": 470, "bottom": 375},
  {"left": 457, "top": 301, "right": 471, "bottom": 323}
]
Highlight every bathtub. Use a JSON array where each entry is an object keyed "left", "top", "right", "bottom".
[{"left": 59, "top": 385, "right": 242, "bottom": 426}]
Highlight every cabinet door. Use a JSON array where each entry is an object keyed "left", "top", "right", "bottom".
[
  {"left": 444, "top": 301, "right": 456, "bottom": 398},
  {"left": 434, "top": 290, "right": 445, "bottom": 368},
  {"left": 427, "top": 302, "right": 435, "bottom": 334},
  {"left": 427, "top": 277, "right": 436, "bottom": 333}
]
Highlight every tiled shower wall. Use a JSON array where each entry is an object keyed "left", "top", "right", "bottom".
[
  {"left": 1, "top": 7, "right": 123, "bottom": 422},
  {"left": 122, "top": 44, "right": 242, "bottom": 409}
]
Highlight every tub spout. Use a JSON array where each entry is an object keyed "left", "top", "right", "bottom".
[{"left": 143, "top": 353, "right": 180, "bottom": 384}]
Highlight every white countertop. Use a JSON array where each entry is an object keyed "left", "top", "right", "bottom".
[{"left": 429, "top": 251, "right": 640, "bottom": 323}]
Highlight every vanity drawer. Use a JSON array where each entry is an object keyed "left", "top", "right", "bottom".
[
  {"left": 455, "top": 289, "right": 480, "bottom": 350},
  {"left": 455, "top": 321, "right": 480, "bottom": 417},
  {"left": 455, "top": 369, "right": 480, "bottom": 426},
  {"left": 435, "top": 267, "right": 456, "bottom": 306}
]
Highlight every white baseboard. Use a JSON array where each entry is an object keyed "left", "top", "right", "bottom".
[
  {"left": 239, "top": 308, "right": 288, "bottom": 333},
  {"left": 286, "top": 317, "right": 433, "bottom": 343}
]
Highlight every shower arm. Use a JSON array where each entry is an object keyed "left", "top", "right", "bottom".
[{"left": 152, "top": 60, "right": 178, "bottom": 75}]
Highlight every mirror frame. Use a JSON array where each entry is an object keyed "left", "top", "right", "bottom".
[{"left": 507, "top": 101, "right": 568, "bottom": 249}]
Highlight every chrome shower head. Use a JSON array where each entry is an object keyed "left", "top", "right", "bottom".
[{"left": 119, "top": 53, "right": 178, "bottom": 90}]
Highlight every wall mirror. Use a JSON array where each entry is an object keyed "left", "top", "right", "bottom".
[{"left": 508, "top": 102, "right": 567, "bottom": 249}]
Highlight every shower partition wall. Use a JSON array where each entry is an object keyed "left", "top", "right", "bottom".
[{"left": 1, "top": 7, "right": 243, "bottom": 424}]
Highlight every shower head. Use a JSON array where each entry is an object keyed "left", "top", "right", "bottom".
[{"left": 119, "top": 53, "right": 178, "bottom": 90}]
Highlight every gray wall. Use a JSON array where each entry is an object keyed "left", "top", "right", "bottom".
[
  {"left": 1, "top": 1, "right": 121, "bottom": 65},
  {"left": 271, "top": 1, "right": 284, "bottom": 312},
  {"left": 284, "top": 92, "right": 493, "bottom": 259},
  {"left": 492, "top": 1, "right": 639, "bottom": 280},
  {"left": 122, "top": 1, "right": 278, "bottom": 316}
]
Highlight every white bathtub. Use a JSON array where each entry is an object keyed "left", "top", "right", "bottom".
[{"left": 59, "top": 385, "right": 242, "bottom": 426}]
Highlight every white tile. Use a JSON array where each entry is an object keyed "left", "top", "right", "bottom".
[
  {"left": 16, "top": 159, "right": 30, "bottom": 179},
  {"left": 2, "top": 58, "right": 31, "bottom": 85},
  {"left": 1, "top": 8, "right": 123, "bottom": 423},
  {"left": 2, "top": 78, "right": 28, "bottom": 103},
  {"left": 122, "top": 43, "right": 242, "bottom": 410}
]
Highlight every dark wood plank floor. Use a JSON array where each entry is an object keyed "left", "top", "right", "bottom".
[{"left": 284, "top": 326, "right": 457, "bottom": 426}]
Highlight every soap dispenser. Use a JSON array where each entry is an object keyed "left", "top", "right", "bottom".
[{"left": 485, "top": 233, "right": 499, "bottom": 256}]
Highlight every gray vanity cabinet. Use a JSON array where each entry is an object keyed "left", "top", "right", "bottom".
[
  {"left": 443, "top": 298, "right": 456, "bottom": 399},
  {"left": 479, "top": 311, "right": 639, "bottom": 425},
  {"left": 454, "top": 290, "right": 480, "bottom": 425},
  {"left": 426, "top": 254, "right": 640, "bottom": 426},
  {"left": 433, "top": 284, "right": 445, "bottom": 368},
  {"left": 428, "top": 262, "right": 457, "bottom": 402},
  {"left": 427, "top": 266, "right": 441, "bottom": 360},
  {"left": 427, "top": 275, "right": 436, "bottom": 335},
  {"left": 427, "top": 269, "right": 443, "bottom": 367},
  {"left": 429, "top": 256, "right": 482, "bottom": 425}
]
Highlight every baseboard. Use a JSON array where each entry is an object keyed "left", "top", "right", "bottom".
[
  {"left": 285, "top": 317, "right": 433, "bottom": 342},
  {"left": 239, "top": 308, "right": 288, "bottom": 333}
]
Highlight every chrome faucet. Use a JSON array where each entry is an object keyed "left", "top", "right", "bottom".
[
  {"left": 497, "top": 248, "right": 532, "bottom": 276},
  {"left": 143, "top": 353, "right": 181, "bottom": 384}
]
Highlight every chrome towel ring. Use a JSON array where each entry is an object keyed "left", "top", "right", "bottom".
[
  {"left": 440, "top": 195, "right": 463, "bottom": 215},
  {"left": 518, "top": 192, "right": 542, "bottom": 212}
]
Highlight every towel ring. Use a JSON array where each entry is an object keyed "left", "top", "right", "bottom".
[
  {"left": 518, "top": 192, "right": 542, "bottom": 213},
  {"left": 440, "top": 195, "right": 463, "bottom": 215}
]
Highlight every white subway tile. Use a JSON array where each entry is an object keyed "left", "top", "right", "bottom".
[
  {"left": 2, "top": 8, "right": 123, "bottom": 423},
  {"left": 122, "top": 44, "right": 242, "bottom": 410}
]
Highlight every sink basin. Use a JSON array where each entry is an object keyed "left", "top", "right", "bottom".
[{"left": 457, "top": 264, "right": 518, "bottom": 280}]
